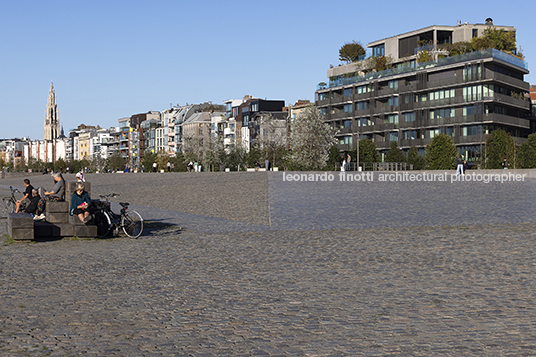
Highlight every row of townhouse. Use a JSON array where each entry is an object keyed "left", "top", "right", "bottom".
[{"left": 1, "top": 97, "right": 307, "bottom": 170}]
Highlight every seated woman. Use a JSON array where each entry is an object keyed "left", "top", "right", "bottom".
[
  {"left": 23, "top": 189, "right": 41, "bottom": 216},
  {"left": 70, "top": 182, "right": 92, "bottom": 223},
  {"left": 34, "top": 172, "right": 65, "bottom": 221}
]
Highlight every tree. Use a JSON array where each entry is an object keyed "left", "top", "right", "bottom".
[
  {"left": 485, "top": 129, "right": 516, "bottom": 169},
  {"left": 518, "top": 141, "right": 536, "bottom": 168},
  {"left": 54, "top": 158, "right": 67, "bottom": 173},
  {"left": 245, "top": 145, "right": 262, "bottom": 168},
  {"left": 339, "top": 41, "right": 366, "bottom": 64},
  {"left": 324, "top": 145, "right": 342, "bottom": 171},
  {"left": 285, "top": 104, "right": 337, "bottom": 171},
  {"left": 406, "top": 146, "right": 426, "bottom": 170},
  {"left": 257, "top": 113, "right": 287, "bottom": 168},
  {"left": 385, "top": 142, "right": 405, "bottom": 163},
  {"left": 141, "top": 151, "right": 158, "bottom": 172},
  {"left": 426, "top": 134, "right": 457, "bottom": 170},
  {"left": 359, "top": 138, "right": 378, "bottom": 164},
  {"left": 108, "top": 152, "right": 126, "bottom": 172},
  {"left": 472, "top": 26, "right": 517, "bottom": 53},
  {"left": 366, "top": 55, "right": 394, "bottom": 72}
]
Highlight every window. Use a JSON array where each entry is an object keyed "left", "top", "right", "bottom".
[
  {"left": 462, "top": 125, "right": 482, "bottom": 136},
  {"left": 429, "top": 89, "right": 455, "bottom": 101},
  {"left": 472, "top": 29, "right": 478, "bottom": 38},
  {"left": 357, "top": 85, "right": 367, "bottom": 94},
  {"left": 318, "top": 93, "right": 327, "bottom": 101},
  {"left": 388, "top": 97, "right": 399, "bottom": 107},
  {"left": 243, "top": 115, "right": 249, "bottom": 126},
  {"left": 463, "top": 85, "right": 482, "bottom": 101},
  {"left": 403, "top": 130, "right": 417, "bottom": 140},
  {"left": 339, "top": 136, "right": 353, "bottom": 145},
  {"left": 463, "top": 64, "right": 482, "bottom": 81},
  {"left": 430, "top": 108, "right": 454, "bottom": 119},
  {"left": 356, "top": 101, "right": 368, "bottom": 110},
  {"left": 388, "top": 80, "right": 398, "bottom": 90},
  {"left": 251, "top": 103, "right": 259, "bottom": 112},
  {"left": 344, "top": 88, "right": 352, "bottom": 97},
  {"left": 343, "top": 120, "right": 352, "bottom": 128},
  {"left": 463, "top": 105, "right": 482, "bottom": 116},
  {"left": 389, "top": 132, "right": 398, "bottom": 142},
  {"left": 319, "top": 108, "right": 327, "bottom": 116},
  {"left": 385, "top": 114, "right": 399, "bottom": 124},
  {"left": 344, "top": 104, "right": 353, "bottom": 113},
  {"left": 372, "top": 44, "right": 385, "bottom": 57},
  {"left": 357, "top": 118, "right": 371, "bottom": 127},
  {"left": 404, "top": 112, "right": 415, "bottom": 122}
]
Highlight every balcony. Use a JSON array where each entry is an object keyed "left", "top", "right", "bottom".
[{"left": 323, "top": 49, "right": 528, "bottom": 89}]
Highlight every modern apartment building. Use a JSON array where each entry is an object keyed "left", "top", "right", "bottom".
[{"left": 315, "top": 20, "right": 532, "bottom": 162}]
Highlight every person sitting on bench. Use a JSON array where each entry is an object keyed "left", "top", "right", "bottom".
[{"left": 70, "top": 182, "right": 92, "bottom": 223}]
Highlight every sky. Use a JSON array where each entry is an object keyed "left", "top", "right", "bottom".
[{"left": 1, "top": 0, "right": 535, "bottom": 140}]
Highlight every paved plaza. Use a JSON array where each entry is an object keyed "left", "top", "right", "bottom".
[{"left": 1, "top": 171, "right": 536, "bottom": 356}]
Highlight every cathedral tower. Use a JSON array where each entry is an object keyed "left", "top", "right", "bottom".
[{"left": 44, "top": 81, "right": 60, "bottom": 141}]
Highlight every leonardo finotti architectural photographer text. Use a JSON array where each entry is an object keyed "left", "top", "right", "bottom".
[{"left": 282, "top": 172, "right": 527, "bottom": 184}]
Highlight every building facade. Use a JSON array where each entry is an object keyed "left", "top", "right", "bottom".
[{"left": 316, "top": 21, "right": 532, "bottom": 163}]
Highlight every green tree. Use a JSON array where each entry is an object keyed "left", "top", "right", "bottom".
[
  {"left": 141, "top": 151, "right": 158, "bottom": 172},
  {"left": 359, "top": 138, "right": 378, "bottom": 164},
  {"left": 426, "top": 134, "right": 457, "bottom": 170},
  {"left": 245, "top": 145, "right": 263, "bottom": 168},
  {"left": 472, "top": 26, "right": 517, "bottom": 53},
  {"left": 285, "top": 104, "right": 337, "bottom": 171},
  {"left": 485, "top": 129, "right": 516, "bottom": 169},
  {"left": 339, "top": 41, "right": 366, "bottom": 64},
  {"left": 406, "top": 146, "right": 426, "bottom": 170},
  {"left": 108, "top": 152, "right": 126, "bottom": 172},
  {"left": 54, "top": 158, "right": 67, "bottom": 173},
  {"left": 518, "top": 133, "right": 536, "bottom": 168},
  {"left": 385, "top": 142, "right": 405, "bottom": 163},
  {"left": 323, "top": 145, "right": 342, "bottom": 171}
]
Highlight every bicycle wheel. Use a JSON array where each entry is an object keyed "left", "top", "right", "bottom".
[
  {"left": 122, "top": 210, "right": 143, "bottom": 238},
  {"left": 4, "top": 198, "right": 15, "bottom": 214},
  {"left": 94, "top": 210, "right": 112, "bottom": 238}
]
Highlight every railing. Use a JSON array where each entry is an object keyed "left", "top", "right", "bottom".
[{"left": 323, "top": 48, "right": 528, "bottom": 89}]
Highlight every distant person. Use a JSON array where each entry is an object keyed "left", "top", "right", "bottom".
[
  {"left": 23, "top": 189, "right": 41, "bottom": 216},
  {"left": 70, "top": 182, "right": 91, "bottom": 223},
  {"left": 463, "top": 160, "right": 469, "bottom": 174},
  {"left": 15, "top": 178, "right": 34, "bottom": 213},
  {"left": 153, "top": 162, "right": 158, "bottom": 172},
  {"left": 167, "top": 161, "right": 171, "bottom": 172},
  {"left": 346, "top": 154, "right": 351, "bottom": 171},
  {"left": 502, "top": 158, "right": 509, "bottom": 169},
  {"left": 265, "top": 159, "right": 270, "bottom": 171},
  {"left": 456, "top": 156, "right": 464, "bottom": 176},
  {"left": 76, "top": 170, "right": 86, "bottom": 182}
]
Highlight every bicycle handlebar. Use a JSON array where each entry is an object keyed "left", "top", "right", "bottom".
[{"left": 99, "top": 193, "right": 120, "bottom": 199}]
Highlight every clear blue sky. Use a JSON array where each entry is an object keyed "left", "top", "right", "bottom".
[{"left": 1, "top": 0, "right": 535, "bottom": 140}]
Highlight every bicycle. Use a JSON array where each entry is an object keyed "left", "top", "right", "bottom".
[
  {"left": 92, "top": 193, "right": 144, "bottom": 239},
  {"left": 1, "top": 186, "right": 22, "bottom": 216}
]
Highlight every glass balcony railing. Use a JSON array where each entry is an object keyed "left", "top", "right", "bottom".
[{"left": 320, "top": 49, "right": 528, "bottom": 90}]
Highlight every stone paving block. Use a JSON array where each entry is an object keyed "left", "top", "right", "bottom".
[
  {"left": 8, "top": 226, "right": 34, "bottom": 240},
  {"left": 46, "top": 211, "right": 69, "bottom": 224},
  {"left": 46, "top": 201, "right": 70, "bottom": 213}
]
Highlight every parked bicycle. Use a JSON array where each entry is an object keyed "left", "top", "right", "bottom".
[
  {"left": 1, "top": 186, "right": 22, "bottom": 216},
  {"left": 92, "top": 193, "right": 144, "bottom": 239}
]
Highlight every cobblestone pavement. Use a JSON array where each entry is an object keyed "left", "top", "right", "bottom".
[{"left": 1, "top": 172, "right": 536, "bottom": 356}]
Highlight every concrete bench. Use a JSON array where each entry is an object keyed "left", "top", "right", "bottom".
[
  {"left": 16, "top": 181, "right": 98, "bottom": 240},
  {"left": 7, "top": 213, "right": 34, "bottom": 241}
]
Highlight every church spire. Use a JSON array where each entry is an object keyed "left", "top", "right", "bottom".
[{"left": 44, "top": 81, "right": 59, "bottom": 141}]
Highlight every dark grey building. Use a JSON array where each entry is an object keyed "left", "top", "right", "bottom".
[{"left": 316, "top": 21, "right": 532, "bottom": 163}]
